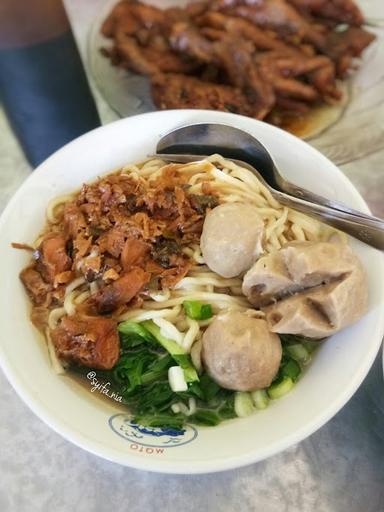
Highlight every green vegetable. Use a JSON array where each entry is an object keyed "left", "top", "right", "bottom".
[
  {"left": 234, "top": 392, "right": 255, "bottom": 417},
  {"left": 188, "top": 410, "right": 222, "bottom": 426},
  {"left": 112, "top": 348, "right": 173, "bottom": 392},
  {"left": 189, "top": 374, "right": 221, "bottom": 402},
  {"left": 285, "top": 343, "right": 311, "bottom": 365},
  {"left": 302, "top": 340, "right": 320, "bottom": 354},
  {"left": 117, "top": 320, "right": 156, "bottom": 350},
  {"left": 280, "top": 334, "right": 321, "bottom": 355},
  {"left": 251, "top": 389, "right": 269, "bottom": 410},
  {"left": 183, "top": 300, "right": 213, "bottom": 320},
  {"left": 74, "top": 322, "right": 320, "bottom": 429},
  {"left": 118, "top": 320, "right": 154, "bottom": 340},
  {"left": 133, "top": 413, "right": 186, "bottom": 430},
  {"left": 281, "top": 359, "right": 301, "bottom": 382},
  {"left": 142, "top": 320, "right": 199, "bottom": 383},
  {"left": 268, "top": 376, "right": 294, "bottom": 399},
  {"left": 99, "top": 320, "right": 237, "bottom": 428}
]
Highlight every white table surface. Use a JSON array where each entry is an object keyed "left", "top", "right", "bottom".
[{"left": 1, "top": 1, "right": 384, "bottom": 510}]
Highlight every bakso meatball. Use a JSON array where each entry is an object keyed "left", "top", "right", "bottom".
[
  {"left": 242, "top": 241, "right": 368, "bottom": 338},
  {"left": 264, "top": 262, "right": 368, "bottom": 338},
  {"left": 201, "top": 311, "right": 282, "bottom": 391},
  {"left": 200, "top": 203, "right": 264, "bottom": 278}
]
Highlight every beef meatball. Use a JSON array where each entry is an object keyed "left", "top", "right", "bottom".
[
  {"left": 200, "top": 203, "right": 264, "bottom": 278},
  {"left": 243, "top": 241, "right": 368, "bottom": 338},
  {"left": 201, "top": 311, "right": 282, "bottom": 391}
]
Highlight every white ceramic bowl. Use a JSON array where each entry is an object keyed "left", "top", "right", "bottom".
[{"left": 0, "top": 110, "right": 383, "bottom": 474}]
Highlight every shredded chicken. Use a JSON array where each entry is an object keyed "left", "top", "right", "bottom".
[
  {"left": 101, "top": 0, "right": 375, "bottom": 127},
  {"left": 17, "top": 164, "right": 219, "bottom": 369}
]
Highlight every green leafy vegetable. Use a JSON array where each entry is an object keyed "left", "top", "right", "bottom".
[
  {"left": 188, "top": 410, "right": 223, "bottom": 426},
  {"left": 183, "top": 300, "right": 213, "bottom": 320},
  {"left": 281, "top": 359, "right": 301, "bottom": 382},
  {"left": 133, "top": 413, "right": 186, "bottom": 430},
  {"left": 112, "top": 348, "right": 172, "bottom": 392},
  {"left": 142, "top": 320, "right": 199, "bottom": 383},
  {"left": 73, "top": 326, "right": 318, "bottom": 429},
  {"left": 118, "top": 320, "right": 155, "bottom": 349}
]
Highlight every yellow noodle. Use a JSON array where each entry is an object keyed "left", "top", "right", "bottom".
[
  {"left": 44, "top": 155, "right": 341, "bottom": 362},
  {"left": 46, "top": 193, "right": 74, "bottom": 224}
]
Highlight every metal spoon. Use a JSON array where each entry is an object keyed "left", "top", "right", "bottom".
[
  {"left": 151, "top": 154, "right": 384, "bottom": 249},
  {"left": 156, "top": 122, "right": 381, "bottom": 223}
]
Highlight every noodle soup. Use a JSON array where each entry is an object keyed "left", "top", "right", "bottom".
[{"left": 16, "top": 155, "right": 364, "bottom": 429}]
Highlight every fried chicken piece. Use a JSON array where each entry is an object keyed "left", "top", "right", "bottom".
[
  {"left": 163, "top": 6, "right": 190, "bottom": 24},
  {"left": 102, "top": 0, "right": 166, "bottom": 37},
  {"left": 115, "top": 33, "right": 196, "bottom": 75},
  {"left": 141, "top": 47, "right": 198, "bottom": 74},
  {"left": 271, "top": 52, "right": 340, "bottom": 98},
  {"left": 198, "top": 8, "right": 343, "bottom": 100},
  {"left": 320, "top": 27, "right": 376, "bottom": 76},
  {"left": 214, "top": 38, "right": 276, "bottom": 117},
  {"left": 170, "top": 22, "right": 215, "bottom": 63},
  {"left": 114, "top": 34, "right": 159, "bottom": 75},
  {"left": 185, "top": 1, "right": 211, "bottom": 18},
  {"left": 151, "top": 73, "right": 256, "bottom": 117},
  {"left": 170, "top": 23, "right": 276, "bottom": 118},
  {"left": 196, "top": 11, "right": 297, "bottom": 52},
  {"left": 221, "top": 0, "right": 326, "bottom": 48},
  {"left": 287, "top": 0, "right": 364, "bottom": 26},
  {"left": 274, "top": 76, "right": 319, "bottom": 101},
  {"left": 309, "top": 61, "right": 341, "bottom": 99},
  {"left": 101, "top": 0, "right": 138, "bottom": 37},
  {"left": 275, "top": 96, "right": 310, "bottom": 113},
  {"left": 226, "top": 1, "right": 308, "bottom": 36},
  {"left": 272, "top": 53, "right": 329, "bottom": 76},
  {"left": 255, "top": 52, "right": 319, "bottom": 102},
  {"left": 199, "top": 27, "right": 228, "bottom": 41}
]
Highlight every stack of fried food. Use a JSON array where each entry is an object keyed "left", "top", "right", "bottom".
[{"left": 101, "top": 0, "right": 375, "bottom": 125}]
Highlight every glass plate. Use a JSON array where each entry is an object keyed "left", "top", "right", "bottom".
[{"left": 88, "top": 0, "right": 384, "bottom": 165}]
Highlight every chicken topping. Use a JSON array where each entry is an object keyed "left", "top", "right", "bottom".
[
  {"left": 18, "top": 164, "right": 220, "bottom": 369},
  {"left": 51, "top": 315, "right": 120, "bottom": 370}
]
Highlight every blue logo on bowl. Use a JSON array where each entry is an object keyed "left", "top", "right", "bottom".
[{"left": 109, "top": 414, "right": 198, "bottom": 448}]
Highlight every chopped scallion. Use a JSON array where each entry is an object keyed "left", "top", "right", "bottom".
[
  {"left": 183, "top": 300, "right": 213, "bottom": 320},
  {"left": 286, "top": 343, "right": 311, "bottom": 365},
  {"left": 234, "top": 392, "right": 255, "bottom": 418},
  {"left": 251, "top": 389, "right": 270, "bottom": 410},
  {"left": 268, "top": 376, "right": 294, "bottom": 399},
  {"left": 281, "top": 359, "right": 301, "bottom": 382}
]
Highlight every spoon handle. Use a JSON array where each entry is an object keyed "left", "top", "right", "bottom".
[
  {"left": 276, "top": 192, "right": 384, "bottom": 250},
  {"left": 277, "top": 179, "right": 382, "bottom": 223}
]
